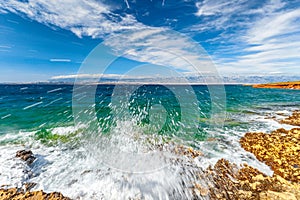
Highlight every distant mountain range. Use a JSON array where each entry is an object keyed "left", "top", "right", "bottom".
[
  {"left": 46, "top": 74, "right": 300, "bottom": 85},
  {"left": 1, "top": 75, "right": 299, "bottom": 85}
]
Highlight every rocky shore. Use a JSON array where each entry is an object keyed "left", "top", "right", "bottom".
[
  {"left": 0, "top": 150, "right": 71, "bottom": 200},
  {"left": 280, "top": 110, "right": 300, "bottom": 126},
  {"left": 1, "top": 110, "right": 300, "bottom": 199},
  {"left": 194, "top": 110, "right": 300, "bottom": 199},
  {"left": 0, "top": 189, "right": 71, "bottom": 200},
  {"left": 252, "top": 81, "right": 300, "bottom": 90}
]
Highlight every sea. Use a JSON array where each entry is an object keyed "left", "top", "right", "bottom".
[{"left": 0, "top": 84, "right": 299, "bottom": 199}]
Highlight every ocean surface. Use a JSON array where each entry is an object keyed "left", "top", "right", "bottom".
[{"left": 0, "top": 84, "right": 299, "bottom": 199}]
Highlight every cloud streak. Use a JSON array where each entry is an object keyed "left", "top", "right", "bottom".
[
  {"left": 1, "top": 0, "right": 299, "bottom": 75},
  {"left": 1, "top": 0, "right": 217, "bottom": 74},
  {"left": 50, "top": 58, "right": 71, "bottom": 62},
  {"left": 191, "top": 0, "right": 300, "bottom": 74},
  {"left": 0, "top": 0, "right": 221, "bottom": 77},
  {"left": 0, "top": 0, "right": 142, "bottom": 38}
]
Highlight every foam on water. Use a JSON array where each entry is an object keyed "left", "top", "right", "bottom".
[
  {"left": 0, "top": 113, "right": 282, "bottom": 199},
  {"left": 0, "top": 125, "right": 201, "bottom": 199},
  {"left": 1, "top": 84, "right": 299, "bottom": 199}
]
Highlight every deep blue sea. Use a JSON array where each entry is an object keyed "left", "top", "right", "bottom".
[{"left": 0, "top": 84, "right": 299, "bottom": 199}]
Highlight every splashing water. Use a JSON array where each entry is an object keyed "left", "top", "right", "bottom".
[{"left": 0, "top": 84, "right": 300, "bottom": 199}]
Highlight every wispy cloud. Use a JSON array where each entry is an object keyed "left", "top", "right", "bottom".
[
  {"left": 105, "top": 28, "right": 216, "bottom": 73},
  {"left": 192, "top": 0, "right": 249, "bottom": 32},
  {"left": 0, "top": 45, "right": 12, "bottom": 52},
  {"left": 51, "top": 74, "right": 121, "bottom": 80},
  {"left": 0, "top": 0, "right": 142, "bottom": 38},
  {"left": 0, "top": 45, "right": 12, "bottom": 49},
  {"left": 0, "top": 0, "right": 220, "bottom": 75},
  {"left": 195, "top": 0, "right": 245, "bottom": 17},
  {"left": 50, "top": 73, "right": 170, "bottom": 81},
  {"left": 191, "top": 0, "right": 300, "bottom": 74},
  {"left": 245, "top": 8, "right": 300, "bottom": 44},
  {"left": 1, "top": 0, "right": 299, "bottom": 75},
  {"left": 49, "top": 58, "right": 71, "bottom": 62}
]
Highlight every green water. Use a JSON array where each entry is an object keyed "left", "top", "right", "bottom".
[{"left": 0, "top": 84, "right": 299, "bottom": 144}]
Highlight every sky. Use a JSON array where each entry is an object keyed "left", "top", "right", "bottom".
[{"left": 0, "top": 0, "right": 299, "bottom": 82}]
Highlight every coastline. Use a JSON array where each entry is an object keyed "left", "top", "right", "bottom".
[
  {"left": 0, "top": 189, "right": 71, "bottom": 200},
  {"left": 198, "top": 110, "right": 300, "bottom": 199},
  {"left": 252, "top": 81, "right": 300, "bottom": 90},
  {"left": 1, "top": 112, "right": 299, "bottom": 199}
]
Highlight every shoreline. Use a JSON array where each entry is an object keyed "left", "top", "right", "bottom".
[
  {"left": 1, "top": 111, "right": 299, "bottom": 199},
  {"left": 252, "top": 81, "right": 300, "bottom": 90},
  {"left": 198, "top": 110, "right": 300, "bottom": 199}
]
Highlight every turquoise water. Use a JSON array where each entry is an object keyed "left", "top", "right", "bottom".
[
  {"left": 1, "top": 84, "right": 299, "bottom": 136},
  {"left": 0, "top": 84, "right": 299, "bottom": 199}
]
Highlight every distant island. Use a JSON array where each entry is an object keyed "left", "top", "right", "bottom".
[{"left": 252, "top": 81, "right": 300, "bottom": 90}]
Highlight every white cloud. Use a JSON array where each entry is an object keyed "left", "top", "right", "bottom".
[
  {"left": 1, "top": 0, "right": 299, "bottom": 75},
  {"left": 0, "top": 0, "right": 142, "bottom": 38},
  {"left": 245, "top": 8, "right": 300, "bottom": 44},
  {"left": 195, "top": 0, "right": 244, "bottom": 16},
  {"left": 51, "top": 73, "right": 121, "bottom": 80},
  {"left": 50, "top": 58, "right": 71, "bottom": 62},
  {"left": 191, "top": 0, "right": 300, "bottom": 75},
  {"left": 50, "top": 73, "right": 178, "bottom": 81},
  {"left": 193, "top": 0, "right": 249, "bottom": 32},
  {"left": 0, "top": 0, "right": 220, "bottom": 76},
  {"left": 244, "top": 0, "right": 286, "bottom": 15},
  {"left": 105, "top": 28, "right": 218, "bottom": 74},
  {"left": 0, "top": 45, "right": 12, "bottom": 49},
  {"left": 229, "top": 7, "right": 300, "bottom": 73}
]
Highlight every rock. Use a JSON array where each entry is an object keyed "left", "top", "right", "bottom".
[
  {"left": 206, "top": 137, "right": 217, "bottom": 142},
  {"left": 240, "top": 127, "right": 300, "bottom": 183},
  {"left": 0, "top": 188, "right": 71, "bottom": 200},
  {"left": 280, "top": 110, "right": 300, "bottom": 126},
  {"left": 260, "top": 191, "right": 297, "bottom": 200},
  {"left": 252, "top": 82, "right": 300, "bottom": 90},
  {"left": 16, "top": 150, "right": 36, "bottom": 164},
  {"left": 197, "top": 158, "right": 300, "bottom": 199},
  {"left": 191, "top": 110, "right": 300, "bottom": 199},
  {"left": 24, "top": 182, "right": 37, "bottom": 191},
  {"left": 173, "top": 145, "right": 203, "bottom": 158},
  {"left": 194, "top": 183, "right": 209, "bottom": 196}
]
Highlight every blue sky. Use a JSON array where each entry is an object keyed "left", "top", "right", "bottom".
[{"left": 0, "top": 0, "right": 299, "bottom": 82}]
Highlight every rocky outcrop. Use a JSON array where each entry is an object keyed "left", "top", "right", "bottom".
[
  {"left": 16, "top": 150, "right": 36, "bottom": 165},
  {"left": 194, "top": 159, "right": 300, "bottom": 199},
  {"left": 240, "top": 128, "right": 300, "bottom": 183},
  {"left": 0, "top": 188, "right": 71, "bottom": 200},
  {"left": 193, "top": 110, "right": 300, "bottom": 199},
  {"left": 0, "top": 150, "right": 71, "bottom": 200},
  {"left": 252, "top": 81, "right": 300, "bottom": 90},
  {"left": 173, "top": 145, "right": 203, "bottom": 158},
  {"left": 280, "top": 110, "right": 300, "bottom": 126}
]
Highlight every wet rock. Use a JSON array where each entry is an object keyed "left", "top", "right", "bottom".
[
  {"left": 173, "top": 145, "right": 203, "bottom": 158},
  {"left": 193, "top": 183, "right": 209, "bottom": 197},
  {"left": 206, "top": 137, "right": 217, "bottom": 142},
  {"left": 260, "top": 191, "right": 297, "bottom": 200},
  {"left": 0, "top": 188, "right": 71, "bottom": 200},
  {"left": 280, "top": 110, "right": 300, "bottom": 126},
  {"left": 197, "top": 159, "right": 300, "bottom": 199},
  {"left": 240, "top": 128, "right": 300, "bottom": 183},
  {"left": 196, "top": 110, "right": 300, "bottom": 199},
  {"left": 24, "top": 182, "right": 37, "bottom": 191},
  {"left": 16, "top": 150, "right": 36, "bottom": 165}
]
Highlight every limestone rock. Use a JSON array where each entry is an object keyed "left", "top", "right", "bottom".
[{"left": 16, "top": 150, "right": 36, "bottom": 164}]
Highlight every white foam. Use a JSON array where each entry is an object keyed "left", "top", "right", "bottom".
[{"left": 0, "top": 107, "right": 297, "bottom": 199}]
